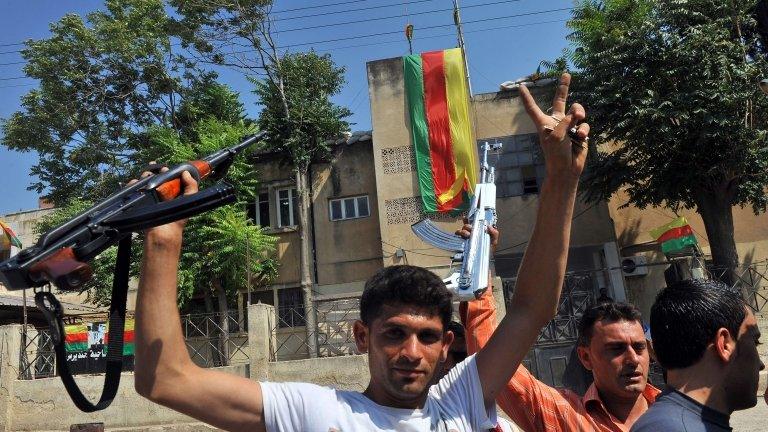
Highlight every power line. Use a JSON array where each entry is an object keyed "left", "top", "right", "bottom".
[
  {"left": 259, "top": 7, "right": 572, "bottom": 51},
  {"left": 304, "top": 18, "right": 564, "bottom": 54},
  {"left": 272, "top": 0, "right": 439, "bottom": 21},
  {"left": 0, "top": 5, "right": 570, "bottom": 58},
  {"left": 272, "top": 0, "right": 374, "bottom": 14},
  {"left": 0, "top": 76, "right": 28, "bottom": 81},
  {"left": 275, "top": 0, "right": 525, "bottom": 34},
  {"left": 0, "top": 83, "right": 35, "bottom": 89},
  {"left": 0, "top": 19, "right": 565, "bottom": 86}
]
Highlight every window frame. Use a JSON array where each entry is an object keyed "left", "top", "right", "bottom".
[
  {"left": 276, "top": 187, "right": 298, "bottom": 227},
  {"left": 329, "top": 195, "right": 370, "bottom": 221},
  {"left": 254, "top": 191, "right": 270, "bottom": 227}
]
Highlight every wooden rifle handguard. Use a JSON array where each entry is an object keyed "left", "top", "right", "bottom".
[
  {"left": 155, "top": 160, "right": 211, "bottom": 201},
  {"left": 29, "top": 248, "right": 93, "bottom": 290}
]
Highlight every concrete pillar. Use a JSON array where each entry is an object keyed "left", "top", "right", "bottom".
[
  {"left": 0, "top": 324, "right": 23, "bottom": 432},
  {"left": 248, "top": 303, "right": 275, "bottom": 382}
]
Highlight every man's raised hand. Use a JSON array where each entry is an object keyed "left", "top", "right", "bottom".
[{"left": 519, "top": 72, "right": 590, "bottom": 181}]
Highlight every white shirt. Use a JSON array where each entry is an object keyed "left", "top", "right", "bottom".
[{"left": 261, "top": 354, "right": 510, "bottom": 431}]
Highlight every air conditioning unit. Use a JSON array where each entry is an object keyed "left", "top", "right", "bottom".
[{"left": 621, "top": 255, "right": 649, "bottom": 277}]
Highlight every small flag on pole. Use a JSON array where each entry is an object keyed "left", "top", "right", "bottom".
[
  {"left": 650, "top": 216, "right": 698, "bottom": 254},
  {"left": 0, "top": 220, "right": 22, "bottom": 250}
]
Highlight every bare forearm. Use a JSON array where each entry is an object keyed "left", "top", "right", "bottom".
[
  {"left": 134, "top": 232, "right": 195, "bottom": 397},
  {"left": 511, "top": 178, "right": 577, "bottom": 321},
  {"left": 476, "top": 178, "right": 578, "bottom": 405}
]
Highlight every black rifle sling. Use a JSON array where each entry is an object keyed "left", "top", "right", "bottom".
[{"left": 35, "top": 236, "right": 131, "bottom": 412}]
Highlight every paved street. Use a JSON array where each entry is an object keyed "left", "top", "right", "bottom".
[{"left": 731, "top": 401, "right": 768, "bottom": 431}]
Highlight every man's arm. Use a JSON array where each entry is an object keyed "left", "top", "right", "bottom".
[
  {"left": 133, "top": 171, "right": 267, "bottom": 432},
  {"left": 463, "top": 287, "right": 581, "bottom": 431},
  {"left": 475, "top": 73, "right": 589, "bottom": 408}
]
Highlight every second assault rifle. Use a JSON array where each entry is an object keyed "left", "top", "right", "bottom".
[
  {"left": 411, "top": 142, "right": 502, "bottom": 301},
  {"left": 0, "top": 131, "right": 266, "bottom": 412}
]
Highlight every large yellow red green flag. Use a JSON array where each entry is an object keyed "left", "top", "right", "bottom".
[{"left": 404, "top": 48, "right": 478, "bottom": 213}]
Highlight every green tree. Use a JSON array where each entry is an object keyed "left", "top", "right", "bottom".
[
  {"left": 173, "top": 1, "right": 352, "bottom": 357},
  {"left": 147, "top": 117, "right": 277, "bottom": 364},
  {"left": 564, "top": 0, "right": 768, "bottom": 284},
  {"left": 2, "top": 0, "right": 211, "bottom": 204},
  {"left": 253, "top": 51, "right": 351, "bottom": 357}
]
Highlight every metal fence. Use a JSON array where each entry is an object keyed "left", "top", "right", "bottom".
[
  {"left": 271, "top": 297, "right": 360, "bottom": 361},
  {"left": 18, "top": 328, "right": 55, "bottom": 379},
  {"left": 182, "top": 311, "right": 250, "bottom": 368},
  {"left": 707, "top": 261, "right": 768, "bottom": 313},
  {"left": 17, "top": 310, "right": 248, "bottom": 379}
]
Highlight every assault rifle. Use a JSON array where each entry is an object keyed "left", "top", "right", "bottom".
[
  {"left": 0, "top": 131, "right": 266, "bottom": 412},
  {"left": 411, "top": 142, "right": 502, "bottom": 300}
]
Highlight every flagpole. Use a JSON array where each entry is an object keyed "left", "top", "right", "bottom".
[{"left": 453, "top": 0, "right": 472, "bottom": 95}]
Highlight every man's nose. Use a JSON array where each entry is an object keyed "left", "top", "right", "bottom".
[
  {"left": 624, "top": 347, "right": 641, "bottom": 365},
  {"left": 400, "top": 334, "right": 423, "bottom": 361}
]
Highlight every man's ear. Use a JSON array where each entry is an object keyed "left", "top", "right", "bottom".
[
  {"left": 577, "top": 345, "right": 593, "bottom": 371},
  {"left": 713, "top": 327, "right": 737, "bottom": 363},
  {"left": 353, "top": 320, "right": 369, "bottom": 354},
  {"left": 440, "top": 330, "right": 456, "bottom": 363}
]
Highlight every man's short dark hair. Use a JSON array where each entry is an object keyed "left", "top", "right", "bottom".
[
  {"left": 447, "top": 321, "right": 465, "bottom": 339},
  {"left": 650, "top": 278, "right": 745, "bottom": 370},
  {"left": 577, "top": 301, "right": 643, "bottom": 347},
  {"left": 360, "top": 265, "right": 453, "bottom": 329}
]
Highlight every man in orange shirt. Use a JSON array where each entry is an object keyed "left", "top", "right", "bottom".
[
  {"left": 460, "top": 280, "right": 660, "bottom": 432},
  {"left": 461, "top": 282, "right": 659, "bottom": 432}
]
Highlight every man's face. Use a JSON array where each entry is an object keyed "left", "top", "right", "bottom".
[
  {"left": 354, "top": 304, "right": 452, "bottom": 407},
  {"left": 725, "top": 308, "right": 764, "bottom": 411},
  {"left": 578, "top": 319, "right": 649, "bottom": 401}
]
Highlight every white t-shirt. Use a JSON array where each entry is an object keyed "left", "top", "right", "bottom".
[{"left": 261, "top": 354, "right": 510, "bottom": 432}]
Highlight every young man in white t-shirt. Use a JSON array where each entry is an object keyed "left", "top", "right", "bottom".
[{"left": 132, "top": 72, "right": 590, "bottom": 431}]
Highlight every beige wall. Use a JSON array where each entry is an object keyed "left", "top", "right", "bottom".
[
  {"left": 311, "top": 141, "right": 383, "bottom": 287},
  {"left": 366, "top": 57, "right": 616, "bottom": 280},
  {"left": 251, "top": 140, "right": 383, "bottom": 308}
]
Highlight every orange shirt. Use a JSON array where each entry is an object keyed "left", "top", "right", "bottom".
[{"left": 460, "top": 289, "right": 660, "bottom": 432}]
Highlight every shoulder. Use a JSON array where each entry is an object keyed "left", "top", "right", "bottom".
[
  {"left": 260, "top": 381, "right": 338, "bottom": 406},
  {"left": 631, "top": 398, "right": 687, "bottom": 432},
  {"left": 431, "top": 354, "right": 481, "bottom": 396}
]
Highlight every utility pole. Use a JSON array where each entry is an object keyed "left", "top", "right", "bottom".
[{"left": 453, "top": 0, "right": 472, "bottom": 95}]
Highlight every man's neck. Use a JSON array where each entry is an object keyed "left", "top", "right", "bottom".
[
  {"left": 598, "top": 387, "right": 649, "bottom": 425},
  {"left": 363, "top": 384, "right": 427, "bottom": 410},
  {"left": 667, "top": 368, "right": 730, "bottom": 415}
]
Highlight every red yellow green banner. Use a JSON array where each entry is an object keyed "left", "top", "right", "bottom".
[
  {"left": 650, "top": 217, "right": 698, "bottom": 254},
  {"left": 64, "top": 324, "right": 89, "bottom": 353},
  {"left": 64, "top": 319, "right": 135, "bottom": 356},
  {"left": 404, "top": 48, "right": 478, "bottom": 213}
]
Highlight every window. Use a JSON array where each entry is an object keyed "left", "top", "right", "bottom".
[
  {"left": 276, "top": 188, "right": 299, "bottom": 227},
  {"left": 480, "top": 134, "right": 545, "bottom": 198},
  {"left": 277, "top": 287, "right": 306, "bottom": 328},
  {"left": 329, "top": 195, "right": 370, "bottom": 221},
  {"left": 248, "top": 192, "right": 271, "bottom": 227}
]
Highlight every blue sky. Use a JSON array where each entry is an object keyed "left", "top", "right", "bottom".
[{"left": 0, "top": 0, "right": 573, "bottom": 215}]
